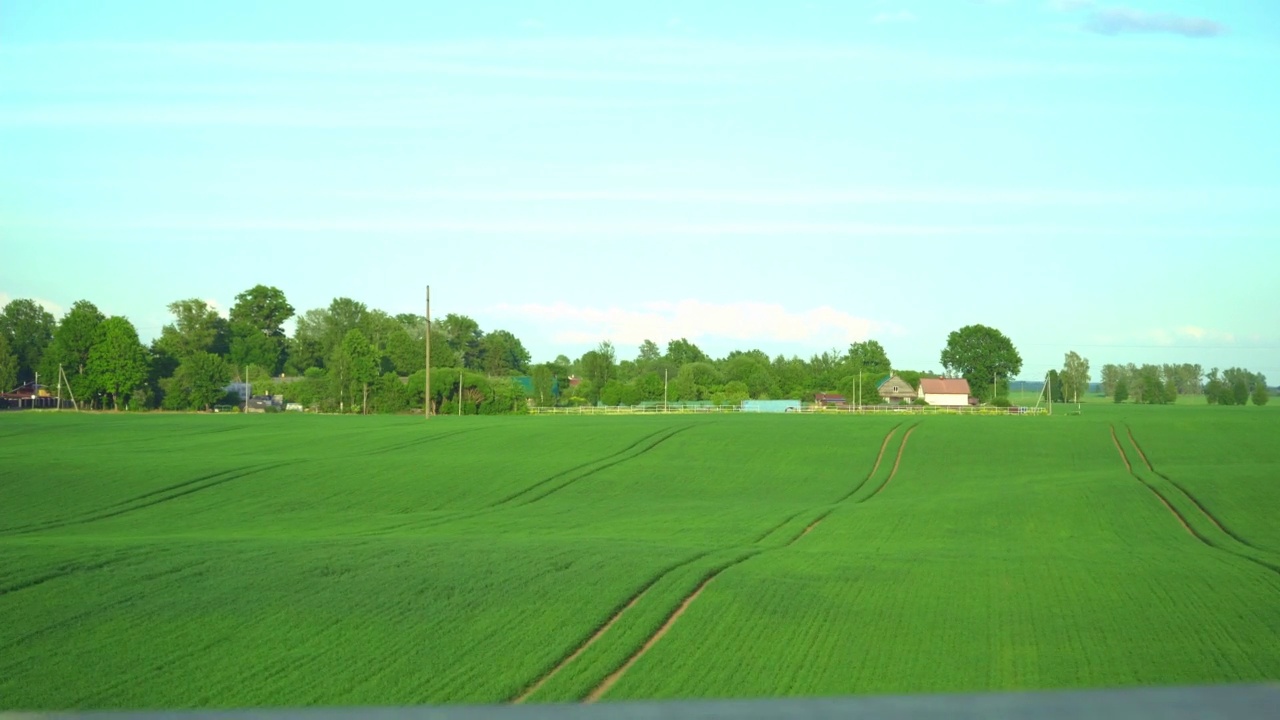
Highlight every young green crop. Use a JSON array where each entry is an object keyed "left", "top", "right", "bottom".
[{"left": 1, "top": 407, "right": 1277, "bottom": 710}]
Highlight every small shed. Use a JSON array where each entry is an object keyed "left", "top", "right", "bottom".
[
  {"left": 918, "top": 378, "right": 972, "bottom": 407},
  {"left": 814, "top": 393, "right": 847, "bottom": 408}
]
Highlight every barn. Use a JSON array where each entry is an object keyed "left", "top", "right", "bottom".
[{"left": 918, "top": 378, "right": 972, "bottom": 407}]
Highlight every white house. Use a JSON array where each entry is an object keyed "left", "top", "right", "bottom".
[{"left": 918, "top": 378, "right": 972, "bottom": 407}]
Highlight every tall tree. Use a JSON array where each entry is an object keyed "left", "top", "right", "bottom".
[
  {"left": 156, "top": 299, "right": 229, "bottom": 362},
  {"left": 87, "top": 317, "right": 149, "bottom": 411},
  {"left": 228, "top": 285, "right": 294, "bottom": 375},
  {"left": 580, "top": 341, "right": 616, "bottom": 403},
  {"left": 939, "top": 324, "right": 1023, "bottom": 403},
  {"left": 0, "top": 333, "right": 18, "bottom": 391},
  {"left": 1060, "top": 351, "right": 1091, "bottom": 403},
  {"left": 40, "top": 300, "right": 105, "bottom": 400},
  {"left": 438, "top": 314, "right": 483, "bottom": 369},
  {"left": 848, "top": 340, "right": 891, "bottom": 377},
  {"left": 0, "top": 298, "right": 56, "bottom": 383},
  {"left": 637, "top": 339, "right": 662, "bottom": 364},
  {"left": 329, "top": 329, "right": 379, "bottom": 413},
  {"left": 1253, "top": 373, "right": 1270, "bottom": 406},
  {"left": 479, "top": 329, "right": 531, "bottom": 375},
  {"left": 163, "top": 352, "right": 231, "bottom": 411},
  {"left": 665, "top": 338, "right": 709, "bottom": 367}
]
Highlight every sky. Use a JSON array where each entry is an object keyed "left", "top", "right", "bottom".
[{"left": 1, "top": 1, "right": 1278, "bottom": 380}]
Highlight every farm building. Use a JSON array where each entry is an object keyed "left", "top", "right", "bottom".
[
  {"left": 877, "top": 374, "right": 916, "bottom": 404},
  {"left": 918, "top": 378, "right": 972, "bottom": 407},
  {"left": 741, "top": 399, "right": 802, "bottom": 413},
  {"left": 813, "top": 393, "right": 847, "bottom": 408}
]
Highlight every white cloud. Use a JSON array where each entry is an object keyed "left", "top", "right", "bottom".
[
  {"left": 872, "top": 10, "right": 918, "bottom": 24},
  {"left": 1083, "top": 7, "right": 1225, "bottom": 38},
  {"left": 0, "top": 292, "right": 64, "bottom": 318},
  {"left": 492, "top": 300, "right": 883, "bottom": 348}
]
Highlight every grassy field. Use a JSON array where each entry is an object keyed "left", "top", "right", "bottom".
[{"left": 2, "top": 404, "right": 1278, "bottom": 710}]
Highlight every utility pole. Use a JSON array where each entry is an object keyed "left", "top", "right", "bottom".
[
  {"left": 244, "top": 366, "right": 250, "bottom": 413},
  {"left": 34, "top": 371, "right": 39, "bottom": 410},
  {"left": 458, "top": 371, "right": 463, "bottom": 417},
  {"left": 664, "top": 369, "right": 669, "bottom": 413},
  {"left": 56, "top": 366, "right": 62, "bottom": 411},
  {"left": 430, "top": 283, "right": 435, "bottom": 417}
]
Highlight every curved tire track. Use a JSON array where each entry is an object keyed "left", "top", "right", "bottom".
[
  {"left": 510, "top": 426, "right": 693, "bottom": 508},
  {"left": 7, "top": 462, "right": 289, "bottom": 535},
  {"left": 1125, "top": 425, "right": 1254, "bottom": 548},
  {"left": 511, "top": 551, "right": 711, "bottom": 704},
  {"left": 858, "top": 424, "right": 918, "bottom": 503},
  {"left": 1110, "top": 425, "right": 1280, "bottom": 578},
  {"left": 583, "top": 552, "right": 760, "bottom": 703}
]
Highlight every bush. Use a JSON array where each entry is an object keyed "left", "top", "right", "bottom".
[{"left": 991, "top": 397, "right": 1012, "bottom": 408}]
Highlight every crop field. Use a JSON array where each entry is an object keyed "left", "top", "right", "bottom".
[{"left": 2, "top": 405, "right": 1278, "bottom": 710}]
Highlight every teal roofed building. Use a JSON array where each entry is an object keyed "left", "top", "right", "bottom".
[{"left": 877, "top": 374, "right": 916, "bottom": 404}]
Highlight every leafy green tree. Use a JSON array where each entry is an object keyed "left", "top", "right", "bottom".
[
  {"left": 670, "top": 361, "right": 722, "bottom": 401},
  {"left": 370, "top": 371, "right": 411, "bottom": 414},
  {"left": 157, "top": 299, "right": 229, "bottom": 360},
  {"left": 1136, "top": 364, "right": 1172, "bottom": 404},
  {"left": 164, "top": 352, "right": 231, "bottom": 411},
  {"left": 329, "top": 329, "right": 379, "bottom": 413},
  {"left": 848, "top": 340, "right": 891, "bottom": 377},
  {"left": 0, "top": 298, "right": 56, "bottom": 383},
  {"left": 228, "top": 285, "right": 294, "bottom": 375},
  {"left": 87, "top": 317, "right": 149, "bottom": 411},
  {"left": 665, "top": 338, "right": 709, "bottom": 367},
  {"left": 939, "top": 324, "right": 1023, "bottom": 403},
  {"left": 438, "top": 314, "right": 482, "bottom": 369},
  {"left": 637, "top": 339, "right": 662, "bottom": 364},
  {"left": 1099, "top": 363, "right": 1126, "bottom": 397},
  {"left": 530, "top": 364, "right": 556, "bottom": 406},
  {"left": 580, "top": 341, "right": 616, "bottom": 403},
  {"left": 39, "top": 300, "right": 105, "bottom": 400},
  {"left": 1060, "top": 351, "right": 1090, "bottom": 403},
  {"left": 1253, "top": 373, "right": 1270, "bottom": 406},
  {"left": 480, "top": 329, "right": 531, "bottom": 375},
  {"left": 1046, "top": 370, "right": 1065, "bottom": 403},
  {"left": 633, "top": 371, "right": 664, "bottom": 402},
  {"left": 1114, "top": 378, "right": 1129, "bottom": 403},
  {"left": 0, "top": 333, "right": 18, "bottom": 391}
]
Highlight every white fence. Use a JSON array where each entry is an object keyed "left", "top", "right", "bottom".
[{"left": 528, "top": 404, "right": 1048, "bottom": 416}]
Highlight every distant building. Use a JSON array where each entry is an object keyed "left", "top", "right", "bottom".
[
  {"left": 741, "top": 399, "right": 802, "bottom": 413},
  {"left": 0, "top": 382, "right": 58, "bottom": 410},
  {"left": 814, "top": 393, "right": 847, "bottom": 408},
  {"left": 918, "top": 378, "right": 972, "bottom": 407},
  {"left": 877, "top": 374, "right": 916, "bottom": 404},
  {"left": 246, "top": 395, "right": 283, "bottom": 413}
]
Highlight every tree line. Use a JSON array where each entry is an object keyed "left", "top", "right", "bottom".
[
  {"left": 1096, "top": 363, "right": 1268, "bottom": 406},
  {"left": 3, "top": 291, "right": 1266, "bottom": 412}
]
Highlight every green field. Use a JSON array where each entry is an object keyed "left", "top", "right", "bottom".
[{"left": 2, "top": 405, "right": 1279, "bottom": 710}]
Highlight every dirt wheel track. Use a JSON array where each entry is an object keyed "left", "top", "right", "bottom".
[
  {"left": 1110, "top": 425, "right": 1194, "bottom": 538},
  {"left": 513, "top": 589, "right": 652, "bottom": 703},
  {"left": 864, "top": 425, "right": 918, "bottom": 501},
  {"left": 584, "top": 572, "right": 722, "bottom": 703}
]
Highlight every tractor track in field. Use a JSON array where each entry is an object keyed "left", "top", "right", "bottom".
[
  {"left": 369, "top": 428, "right": 479, "bottom": 455},
  {"left": 858, "top": 424, "right": 919, "bottom": 503},
  {"left": 520, "top": 423, "right": 924, "bottom": 704},
  {"left": 833, "top": 424, "right": 901, "bottom": 504},
  {"left": 1124, "top": 425, "right": 1256, "bottom": 548},
  {"left": 0, "top": 556, "right": 129, "bottom": 597},
  {"left": 752, "top": 512, "right": 803, "bottom": 544},
  {"left": 4, "top": 462, "right": 289, "bottom": 535},
  {"left": 511, "top": 551, "right": 712, "bottom": 704},
  {"left": 583, "top": 553, "right": 760, "bottom": 704},
  {"left": 503, "top": 426, "right": 694, "bottom": 508},
  {"left": 1110, "top": 424, "right": 1195, "bottom": 538},
  {"left": 786, "top": 510, "right": 834, "bottom": 547},
  {"left": 1110, "top": 425, "right": 1280, "bottom": 579}
]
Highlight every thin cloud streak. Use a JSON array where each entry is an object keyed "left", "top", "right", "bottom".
[
  {"left": 493, "top": 300, "right": 882, "bottom": 347},
  {"left": 1084, "top": 7, "right": 1225, "bottom": 37}
]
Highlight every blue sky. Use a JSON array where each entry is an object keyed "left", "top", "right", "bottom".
[{"left": 1, "top": 1, "right": 1277, "bottom": 379}]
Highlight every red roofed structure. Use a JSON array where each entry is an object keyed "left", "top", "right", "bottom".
[{"left": 918, "top": 378, "right": 972, "bottom": 407}]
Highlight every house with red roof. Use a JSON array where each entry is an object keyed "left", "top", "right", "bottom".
[{"left": 918, "top": 378, "right": 973, "bottom": 407}]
